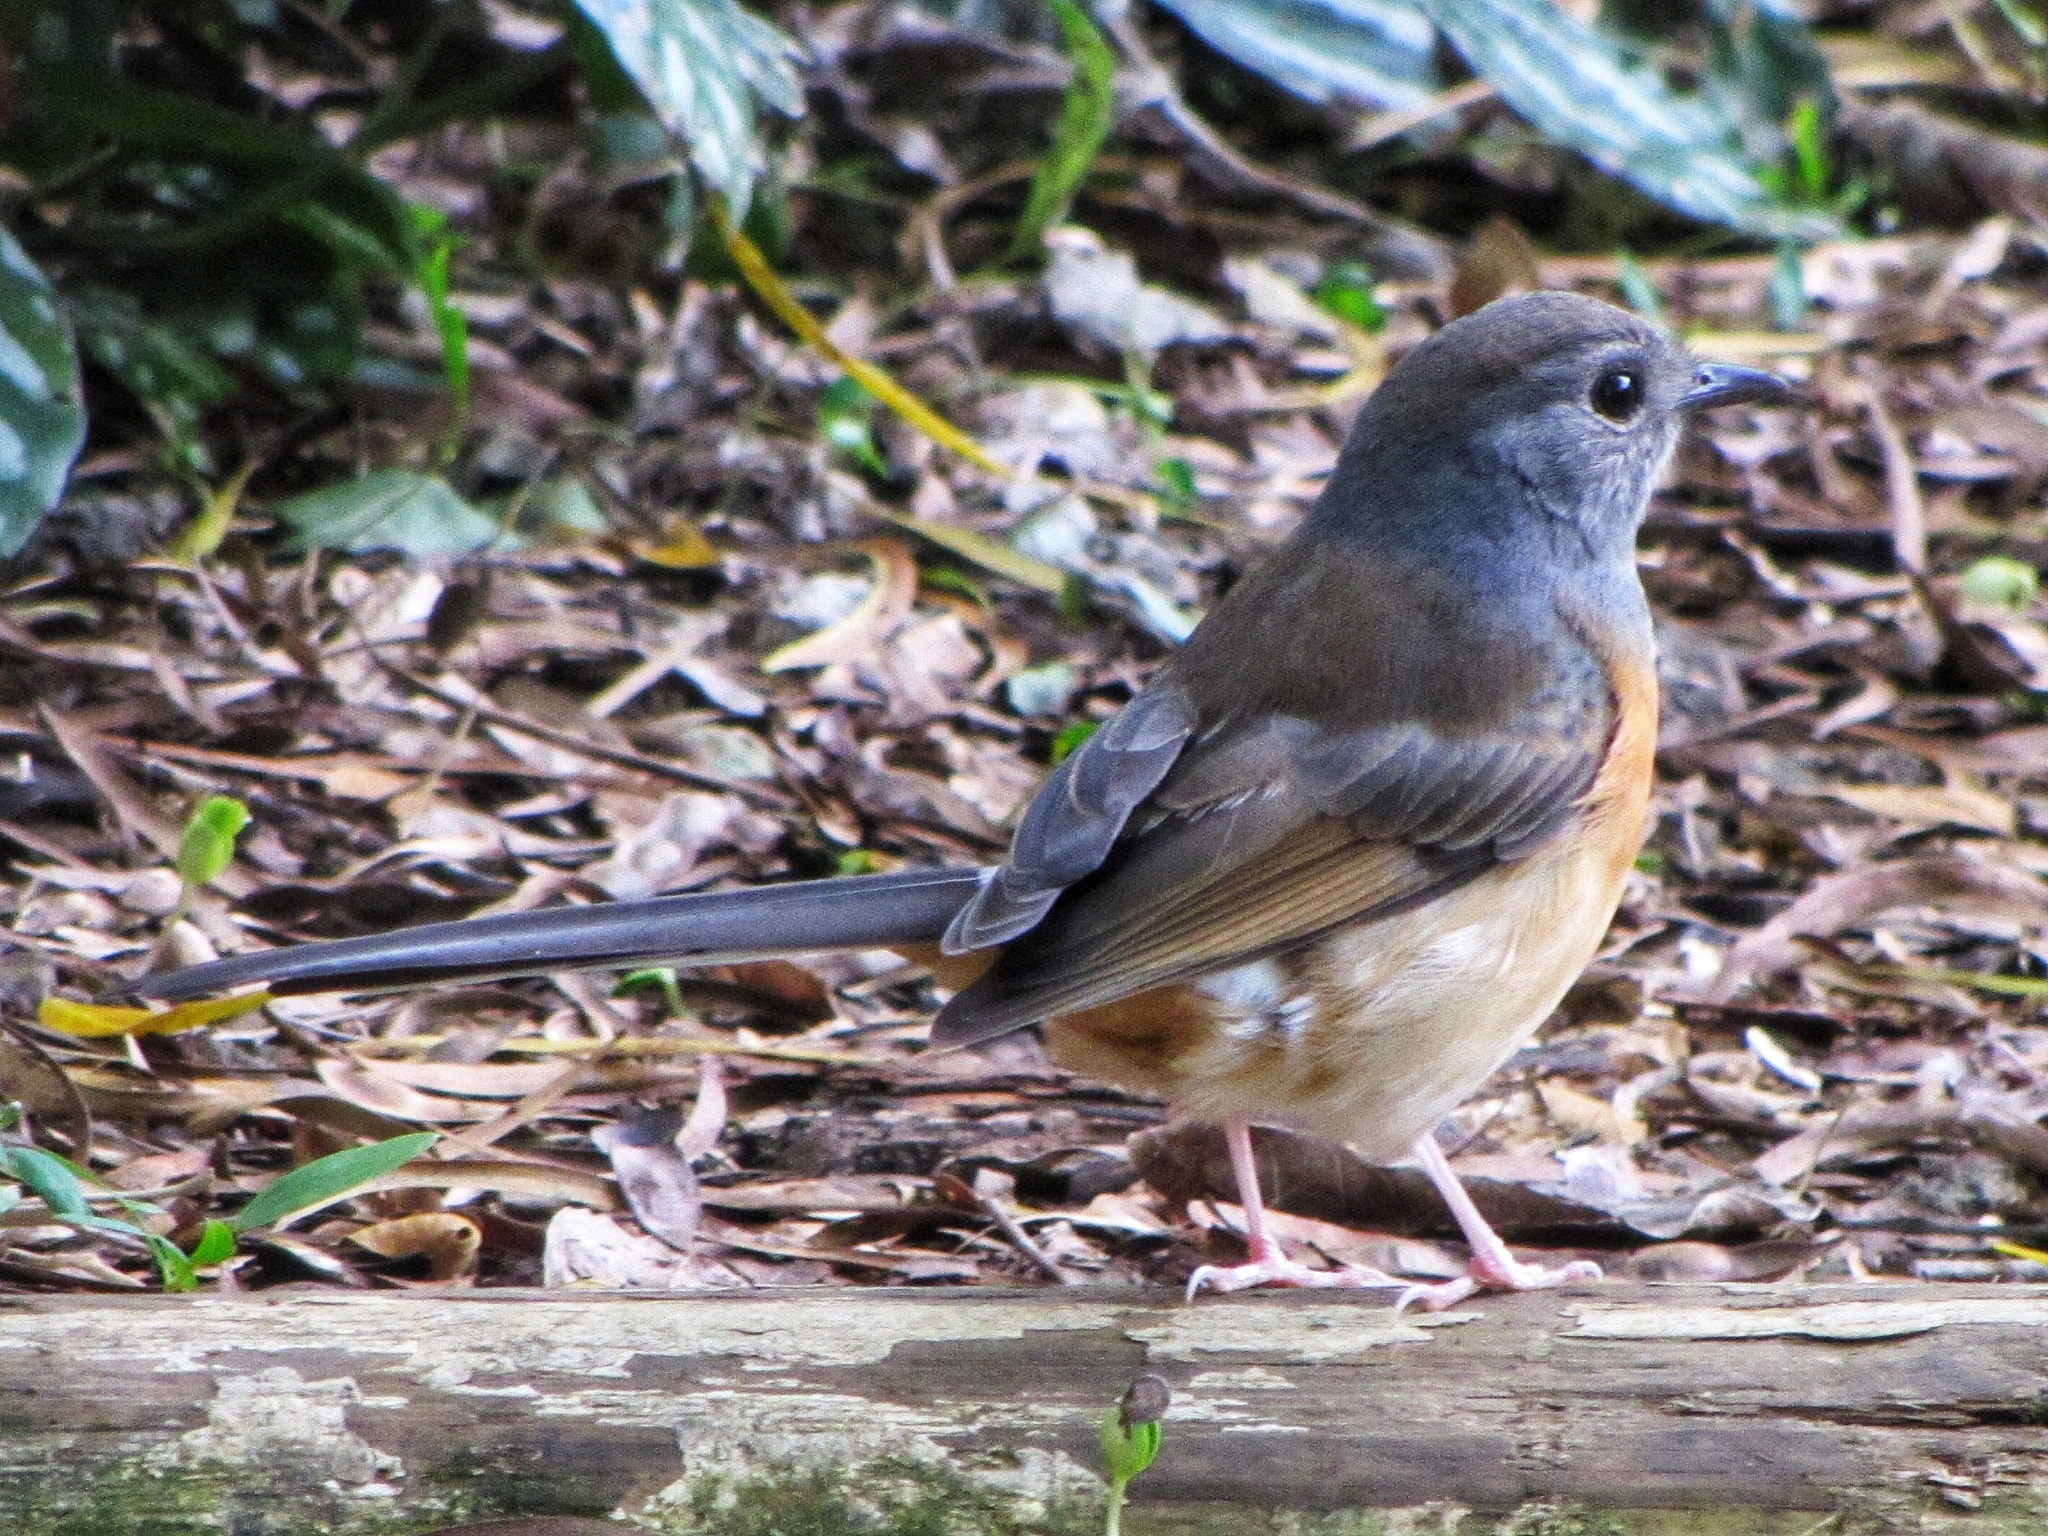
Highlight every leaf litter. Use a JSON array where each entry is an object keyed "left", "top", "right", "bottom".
[{"left": 3, "top": 12, "right": 2048, "bottom": 1302}]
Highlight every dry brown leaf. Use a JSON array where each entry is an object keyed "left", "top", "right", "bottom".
[
  {"left": 358, "top": 1059, "right": 577, "bottom": 1099},
  {"left": 1754, "top": 1097, "right": 2048, "bottom": 1186},
  {"left": 1824, "top": 781, "right": 2016, "bottom": 836},
  {"left": 542, "top": 1207, "right": 734, "bottom": 1288},
  {"left": 0, "top": 1019, "right": 91, "bottom": 1156},
  {"left": 1708, "top": 855, "right": 2048, "bottom": 1002},
  {"left": 348, "top": 1211, "right": 481, "bottom": 1281},
  {"left": 356, "top": 1159, "right": 618, "bottom": 1211},
  {"left": 762, "top": 539, "right": 919, "bottom": 672},
  {"left": 315, "top": 1058, "right": 517, "bottom": 1123},
  {"left": 1537, "top": 1076, "right": 1630, "bottom": 1144},
  {"left": 1448, "top": 215, "right": 1541, "bottom": 318}
]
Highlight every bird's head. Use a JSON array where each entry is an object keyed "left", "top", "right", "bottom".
[{"left": 1320, "top": 290, "right": 1789, "bottom": 564}]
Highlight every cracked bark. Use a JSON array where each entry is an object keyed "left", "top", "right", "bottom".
[{"left": 3, "top": 1282, "right": 2047, "bottom": 1533}]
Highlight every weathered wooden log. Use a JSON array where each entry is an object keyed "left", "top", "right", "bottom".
[{"left": 4, "top": 1283, "right": 2047, "bottom": 1533}]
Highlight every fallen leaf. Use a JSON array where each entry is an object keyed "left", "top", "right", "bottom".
[
  {"left": 0, "top": 1018, "right": 91, "bottom": 1155},
  {"left": 348, "top": 1211, "right": 482, "bottom": 1281},
  {"left": 37, "top": 991, "right": 270, "bottom": 1039},
  {"left": 1824, "top": 781, "right": 2016, "bottom": 836},
  {"left": 762, "top": 539, "right": 919, "bottom": 672},
  {"left": 1708, "top": 855, "right": 2048, "bottom": 1002}
]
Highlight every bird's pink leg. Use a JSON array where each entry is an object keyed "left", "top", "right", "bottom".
[
  {"left": 1394, "top": 1132, "right": 1602, "bottom": 1313},
  {"left": 1185, "top": 1120, "right": 1402, "bottom": 1297}
]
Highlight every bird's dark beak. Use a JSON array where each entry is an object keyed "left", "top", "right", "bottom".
[{"left": 1681, "top": 361, "right": 1794, "bottom": 411}]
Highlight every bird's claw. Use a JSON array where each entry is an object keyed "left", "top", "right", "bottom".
[
  {"left": 1394, "top": 1255, "right": 1603, "bottom": 1314},
  {"left": 1186, "top": 1238, "right": 1403, "bottom": 1300}
]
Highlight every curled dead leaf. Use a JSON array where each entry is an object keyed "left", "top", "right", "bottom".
[
  {"left": 0, "top": 1018, "right": 90, "bottom": 1156},
  {"left": 348, "top": 1211, "right": 481, "bottom": 1281},
  {"left": 1824, "top": 780, "right": 2016, "bottom": 837},
  {"left": 762, "top": 538, "right": 919, "bottom": 672}
]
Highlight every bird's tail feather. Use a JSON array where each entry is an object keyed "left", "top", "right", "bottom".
[{"left": 135, "top": 867, "right": 988, "bottom": 1002}]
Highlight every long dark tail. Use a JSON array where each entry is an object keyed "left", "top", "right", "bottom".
[{"left": 136, "top": 867, "right": 988, "bottom": 1002}]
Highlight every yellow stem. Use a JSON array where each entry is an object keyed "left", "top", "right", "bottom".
[{"left": 710, "top": 197, "right": 1007, "bottom": 478}]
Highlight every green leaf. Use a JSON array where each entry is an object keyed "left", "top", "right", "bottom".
[
  {"left": 1788, "top": 97, "right": 1828, "bottom": 205},
  {"left": 0, "top": 228, "right": 86, "bottom": 558},
  {"left": 1099, "top": 1407, "right": 1161, "bottom": 1484},
  {"left": 1960, "top": 556, "right": 2039, "bottom": 612},
  {"left": 189, "top": 1218, "right": 238, "bottom": 1267},
  {"left": 1, "top": 1144, "right": 91, "bottom": 1220},
  {"left": 177, "top": 796, "right": 250, "bottom": 890},
  {"left": 409, "top": 205, "right": 471, "bottom": 458},
  {"left": 280, "top": 470, "right": 503, "bottom": 557},
  {"left": 819, "top": 376, "right": 889, "bottom": 475},
  {"left": 1310, "top": 262, "right": 1386, "bottom": 332},
  {"left": 67, "top": 284, "right": 234, "bottom": 470},
  {"left": 1147, "top": 0, "right": 1444, "bottom": 111},
  {"left": 1050, "top": 719, "right": 1099, "bottom": 764},
  {"left": 570, "top": 0, "right": 805, "bottom": 214},
  {"left": 1009, "top": 0, "right": 1117, "bottom": 259},
  {"left": 1411, "top": 0, "right": 1838, "bottom": 241},
  {"left": 230, "top": 1132, "right": 439, "bottom": 1233},
  {"left": 1154, "top": 457, "right": 1198, "bottom": 511},
  {"left": 144, "top": 1232, "right": 198, "bottom": 1293},
  {"left": 614, "top": 967, "right": 688, "bottom": 1018}
]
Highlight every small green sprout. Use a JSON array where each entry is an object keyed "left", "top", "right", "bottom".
[
  {"left": 1050, "top": 719, "right": 1100, "bottom": 765},
  {"left": 1007, "top": 0, "right": 1116, "bottom": 261},
  {"left": 616, "top": 966, "right": 690, "bottom": 1021},
  {"left": 176, "top": 795, "right": 249, "bottom": 902},
  {"left": 1960, "top": 555, "right": 2039, "bottom": 612},
  {"left": 1100, "top": 1373, "right": 1169, "bottom": 1536},
  {"left": 819, "top": 376, "right": 889, "bottom": 476},
  {"left": 1155, "top": 456, "right": 1198, "bottom": 512},
  {"left": 1311, "top": 262, "right": 1386, "bottom": 333},
  {"left": 409, "top": 204, "right": 470, "bottom": 462}
]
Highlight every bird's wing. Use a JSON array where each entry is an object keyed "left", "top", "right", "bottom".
[
  {"left": 929, "top": 701, "right": 1613, "bottom": 1046},
  {"left": 941, "top": 685, "right": 1197, "bottom": 951}
]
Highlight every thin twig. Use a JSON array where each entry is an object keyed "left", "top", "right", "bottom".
[
  {"left": 377, "top": 661, "right": 795, "bottom": 809},
  {"left": 974, "top": 1186, "right": 1074, "bottom": 1286}
]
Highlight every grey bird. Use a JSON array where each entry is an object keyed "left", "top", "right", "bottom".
[{"left": 140, "top": 292, "right": 1789, "bottom": 1307}]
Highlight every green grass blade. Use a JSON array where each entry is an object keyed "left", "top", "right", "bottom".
[
  {"left": 1008, "top": 0, "right": 1117, "bottom": 260},
  {"left": 230, "top": 1132, "right": 439, "bottom": 1233}
]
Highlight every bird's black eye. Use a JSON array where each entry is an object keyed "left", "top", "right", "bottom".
[{"left": 1589, "top": 368, "right": 1643, "bottom": 421}]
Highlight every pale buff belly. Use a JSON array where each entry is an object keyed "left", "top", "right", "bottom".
[{"left": 1043, "top": 833, "right": 1634, "bottom": 1163}]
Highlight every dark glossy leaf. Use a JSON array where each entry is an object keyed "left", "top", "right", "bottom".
[
  {"left": 0, "top": 229, "right": 85, "bottom": 558},
  {"left": 570, "top": 0, "right": 804, "bottom": 211},
  {"left": 1412, "top": 0, "right": 1837, "bottom": 240},
  {"left": 1148, "top": 0, "right": 1444, "bottom": 110}
]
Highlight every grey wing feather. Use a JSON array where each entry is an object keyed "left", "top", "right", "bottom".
[{"left": 940, "top": 686, "right": 1196, "bottom": 952}]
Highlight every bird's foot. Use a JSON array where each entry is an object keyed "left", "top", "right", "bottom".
[
  {"left": 1186, "top": 1237, "right": 1403, "bottom": 1299},
  {"left": 1394, "top": 1252, "right": 1603, "bottom": 1314}
]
